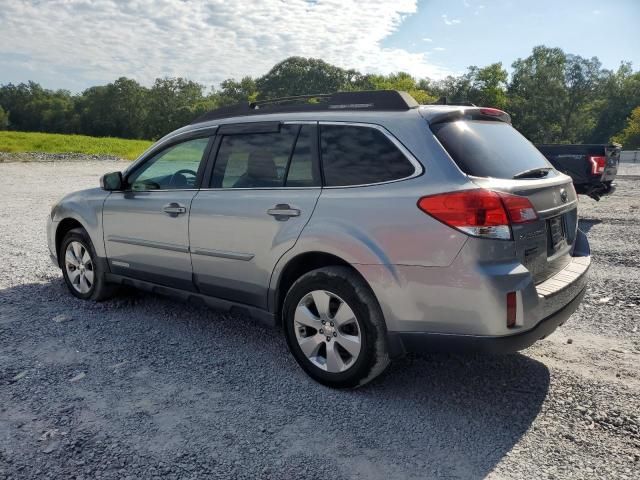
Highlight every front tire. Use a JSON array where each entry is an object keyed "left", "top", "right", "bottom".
[
  {"left": 283, "top": 266, "right": 390, "bottom": 388},
  {"left": 60, "top": 228, "right": 116, "bottom": 301}
]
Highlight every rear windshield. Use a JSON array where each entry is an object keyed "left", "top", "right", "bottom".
[{"left": 431, "top": 120, "right": 553, "bottom": 179}]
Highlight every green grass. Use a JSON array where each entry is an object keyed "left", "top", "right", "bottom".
[{"left": 0, "top": 131, "right": 153, "bottom": 160}]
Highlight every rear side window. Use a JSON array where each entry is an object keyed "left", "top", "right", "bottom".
[
  {"left": 431, "top": 120, "right": 553, "bottom": 179},
  {"left": 211, "top": 124, "right": 320, "bottom": 188},
  {"left": 320, "top": 125, "right": 415, "bottom": 186},
  {"left": 285, "top": 125, "right": 320, "bottom": 187}
]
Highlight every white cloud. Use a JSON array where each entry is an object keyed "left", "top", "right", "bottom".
[
  {"left": 0, "top": 0, "right": 452, "bottom": 90},
  {"left": 433, "top": 47, "right": 446, "bottom": 52},
  {"left": 423, "top": 37, "right": 434, "bottom": 42},
  {"left": 442, "top": 14, "right": 462, "bottom": 25}
]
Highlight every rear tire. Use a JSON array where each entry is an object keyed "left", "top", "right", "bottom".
[
  {"left": 283, "top": 266, "right": 390, "bottom": 388},
  {"left": 60, "top": 228, "right": 117, "bottom": 301}
]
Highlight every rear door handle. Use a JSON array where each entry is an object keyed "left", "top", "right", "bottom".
[
  {"left": 267, "top": 204, "right": 301, "bottom": 220},
  {"left": 163, "top": 202, "right": 187, "bottom": 216}
]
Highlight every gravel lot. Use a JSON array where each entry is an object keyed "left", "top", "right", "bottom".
[{"left": 1, "top": 156, "right": 639, "bottom": 479}]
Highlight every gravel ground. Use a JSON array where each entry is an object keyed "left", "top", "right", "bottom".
[{"left": 0, "top": 156, "right": 638, "bottom": 479}]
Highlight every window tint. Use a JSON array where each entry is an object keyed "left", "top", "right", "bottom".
[
  {"left": 128, "top": 137, "right": 209, "bottom": 191},
  {"left": 431, "top": 120, "right": 554, "bottom": 179},
  {"left": 212, "top": 125, "right": 298, "bottom": 188},
  {"left": 285, "top": 125, "right": 320, "bottom": 187},
  {"left": 320, "top": 125, "right": 415, "bottom": 186}
]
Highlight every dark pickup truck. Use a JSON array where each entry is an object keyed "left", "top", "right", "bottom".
[{"left": 536, "top": 143, "right": 621, "bottom": 200}]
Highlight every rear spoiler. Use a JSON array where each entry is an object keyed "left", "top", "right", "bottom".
[{"left": 429, "top": 107, "right": 512, "bottom": 125}]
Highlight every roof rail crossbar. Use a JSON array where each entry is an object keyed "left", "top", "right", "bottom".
[
  {"left": 191, "top": 90, "right": 418, "bottom": 124},
  {"left": 251, "top": 94, "right": 332, "bottom": 108}
]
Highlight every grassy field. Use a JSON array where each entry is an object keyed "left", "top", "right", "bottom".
[{"left": 0, "top": 131, "right": 153, "bottom": 160}]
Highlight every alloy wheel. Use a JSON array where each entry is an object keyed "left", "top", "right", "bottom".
[
  {"left": 65, "top": 241, "right": 94, "bottom": 294},
  {"left": 294, "top": 290, "right": 362, "bottom": 373}
]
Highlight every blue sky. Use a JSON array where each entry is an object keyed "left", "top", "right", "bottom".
[
  {"left": 0, "top": 0, "right": 638, "bottom": 92},
  {"left": 384, "top": 0, "right": 640, "bottom": 73}
]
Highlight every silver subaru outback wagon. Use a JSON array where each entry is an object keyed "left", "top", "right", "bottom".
[{"left": 47, "top": 91, "right": 590, "bottom": 388}]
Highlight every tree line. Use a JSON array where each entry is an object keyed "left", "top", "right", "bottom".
[{"left": 1, "top": 46, "right": 639, "bottom": 147}]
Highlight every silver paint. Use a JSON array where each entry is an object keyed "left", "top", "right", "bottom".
[{"left": 47, "top": 106, "right": 590, "bottom": 348}]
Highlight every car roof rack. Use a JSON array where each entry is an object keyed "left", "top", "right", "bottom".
[{"left": 191, "top": 90, "right": 419, "bottom": 124}]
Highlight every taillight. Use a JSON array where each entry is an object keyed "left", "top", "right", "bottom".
[
  {"left": 589, "top": 155, "right": 607, "bottom": 175},
  {"left": 417, "top": 189, "right": 538, "bottom": 240},
  {"left": 500, "top": 193, "right": 538, "bottom": 223}
]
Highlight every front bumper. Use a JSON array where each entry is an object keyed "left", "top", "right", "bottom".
[
  {"left": 47, "top": 216, "right": 59, "bottom": 266},
  {"left": 390, "top": 286, "right": 586, "bottom": 355}
]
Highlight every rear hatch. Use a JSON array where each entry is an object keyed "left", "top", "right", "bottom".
[{"left": 427, "top": 110, "right": 578, "bottom": 284}]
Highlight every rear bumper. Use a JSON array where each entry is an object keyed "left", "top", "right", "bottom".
[
  {"left": 389, "top": 286, "right": 586, "bottom": 356},
  {"left": 360, "top": 228, "right": 591, "bottom": 358}
]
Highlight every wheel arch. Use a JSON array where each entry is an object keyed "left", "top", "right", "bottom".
[
  {"left": 55, "top": 217, "right": 88, "bottom": 267},
  {"left": 270, "top": 250, "right": 377, "bottom": 326}
]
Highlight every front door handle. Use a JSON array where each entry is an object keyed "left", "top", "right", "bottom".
[
  {"left": 267, "top": 204, "right": 301, "bottom": 221},
  {"left": 163, "top": 202, "right": 187, "bottom": 216}
]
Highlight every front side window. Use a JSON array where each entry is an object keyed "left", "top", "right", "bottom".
[
  {"left": 128, "top": 137, "right": 210, "bottom": 190},
  {"left": 320, "top": 125, "right": 415, "bottom": 186},
  {"left": 211, "top": 124, "right": 319, "bottom": 188}
]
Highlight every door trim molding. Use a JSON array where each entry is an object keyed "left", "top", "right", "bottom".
[
  {"left": 190, "top": 247, "right": 254, "bottom": 261},
  {"left": 107, "top": 235, "right": 189, "bottom": 253}
]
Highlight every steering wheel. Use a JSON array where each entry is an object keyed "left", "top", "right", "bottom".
[{"left": 168, "top": 169, "right": 198, "bottom": 187}]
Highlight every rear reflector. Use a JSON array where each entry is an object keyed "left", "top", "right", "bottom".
[
  {"left": 417, "top": 189, "right": 538, "bottom": 240},
  {"left": 589, "top": 155, "right": 607, "bottom": 175},
  {"left": 506, "top": 292, "right": 517, "bottom": 328}
]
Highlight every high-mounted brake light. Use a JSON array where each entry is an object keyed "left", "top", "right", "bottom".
[
  {"left": 479, "top": 108, "right": 506, "bottom": 117},
  {"left": 589, "top": 155, "right": 607, "bottom": 175},
  {"left": 417, "top": 189, "right": 538, "bottom": 240}
]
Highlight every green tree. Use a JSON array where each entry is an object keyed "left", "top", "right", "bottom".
[
  {"left": 0, "top": 105, "right": 9, "bottom": 130},
  {"left": 256, "top": 57, "right": 361, "bottom": 99},
  {"left": 559, "top": 54, "right": 603, "bottom": 142},
  {"left": 588, "top": 63, "right": 640, "bottom": 143},
  {"left": 146, "top": 77, "right": 208, "bottom": 138},
  {"left": 612, "top": 106, "right": 640, "bottom": 148},
  {"left": 105, "top": 77, "right": 149, "bottom": 138},
  {"left": 0, "top": 81, "right": 53, "bottom": 131},
  {"left": 77, "top": 77, "right": 149, "bottom": 138},
  {"left": 0, "top": 82, "right": 75, "bottom": 133},
  {"left": 24, "top": 92, "right": 75, "bottom": 133},
  {"left": 508, "top": 46, "right": 568, "bottom": 142},
  {"left": 425, "top": 63, "right": 507, "bottom": 108},
  {"left": 1, "top": 47, "right": 638, "bottom": 144},
  {"left": 356, "top": 72, "right": 436, "bottom": 103},
  {"left": 470, "top": 63, "right": 508, "bottom": 109},
  {"left": 215, "top": 76, "right": 257, "bottom": 106}
]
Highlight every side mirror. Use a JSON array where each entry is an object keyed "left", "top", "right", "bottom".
[{"left": 100, "top": 171, "right": 124, "bottom": 191}]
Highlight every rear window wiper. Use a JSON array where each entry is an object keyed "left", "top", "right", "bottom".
[{"left": 512, "top": 167, "right": 553, "bottom": 179}]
